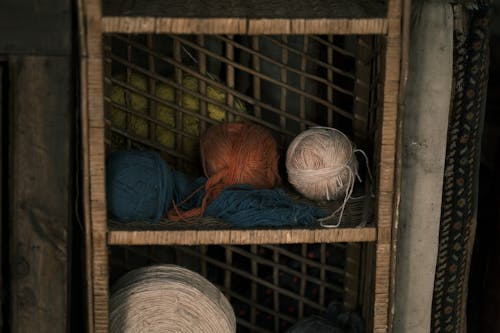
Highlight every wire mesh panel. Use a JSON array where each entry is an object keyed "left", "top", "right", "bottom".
[
  {"left": 104, "top": 33, "right": 381, "bottom": 170},
  {"left": 109, "top": 243, "right": 365, "bottom": 332}
]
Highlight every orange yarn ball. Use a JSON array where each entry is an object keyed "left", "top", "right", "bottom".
[
  {"left": 201, "top": 122, "right": 281, "bottom": 193},
  {"left": 168, "top": 122, "right": 281, "bottom": 221}
]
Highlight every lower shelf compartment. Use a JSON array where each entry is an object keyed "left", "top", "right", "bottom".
[{"left": 108, "top": 242, "right": 375, "bottom": 333}]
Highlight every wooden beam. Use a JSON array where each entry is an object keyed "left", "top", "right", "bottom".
[{"left": 8, "top": 55, "right": 73, "bottom": 333}]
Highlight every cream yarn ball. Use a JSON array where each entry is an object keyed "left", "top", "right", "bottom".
[
  {"left": 110, "top": 265, "right": 236, "bottom": 333},
  {"left": 286, "top": 127, "right": 359, "bottom": 202}
]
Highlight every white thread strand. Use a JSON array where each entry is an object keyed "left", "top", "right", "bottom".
[{"left": 350, "top": 149, "right": 374, "bottom": 200}]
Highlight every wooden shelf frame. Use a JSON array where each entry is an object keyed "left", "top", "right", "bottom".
[
  {"left": 101, "top": 17, "right": 388, "bottom": 34},
  {"left": 101, "top": 0, "right": 388, "bottom": 34},
  {"left": 108, "top": 227, "right": 378, "bottom": 245},
  {"left": 79, "top": 0, "right": 403, "bottom": 331}
]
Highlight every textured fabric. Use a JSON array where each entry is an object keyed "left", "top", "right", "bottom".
[
  {"left": 106, "top": 150, "right": 174, "bottom": 222},
  {"left": 176, "top": 177, "right": 327, "bottom": 227},
  {"left": 431, "top": 3, "right": 491, "bottom": 332}
]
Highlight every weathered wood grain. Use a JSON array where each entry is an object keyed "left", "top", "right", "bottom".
[
  {"left": 9, "top": 56, "right": 73, "bottom": 333},
  {"left": 108, "top": 227, "right": 377, "bottom": 245}
]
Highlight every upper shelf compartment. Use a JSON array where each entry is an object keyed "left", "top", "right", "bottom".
[{"left": 101, "top": 0, "right": 388, "bottom": 34}]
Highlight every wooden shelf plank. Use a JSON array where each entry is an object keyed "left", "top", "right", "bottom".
[
  {"left": 102, "top": 17, "right": 388, "bottom": 34},
  {"left": 107, "top": 220, "right": 377, "bottom": 245},
  {"left": 101, "top": 0, "right": 388, "bottom": 34}
]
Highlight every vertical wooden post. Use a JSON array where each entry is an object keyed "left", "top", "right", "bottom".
[
  {"left": 9, "top": 55, "right": 73, "bottom": 333},
  {"left": 80, "top": 0, "right": 109, "bottom": 332},
  {"left": 0, "top": 0, "right": 74, "bottom": 332},
  {"left": 374, "top": 0, "right": 402, "bottom": 332}
]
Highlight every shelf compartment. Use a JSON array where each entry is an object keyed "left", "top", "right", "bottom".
[
  {"left": 104, "top": 32, "right": 381, "bottom": 243},
  {"left": 108, "top": 242, "right": 369, "bottom": 332},
  {"left": 102, "top": 0, "right": 388, "bottom": 34}
]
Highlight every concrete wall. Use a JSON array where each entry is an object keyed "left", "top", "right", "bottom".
[{"left": 393, "top": 1, "right": 453, "bottom": 332}]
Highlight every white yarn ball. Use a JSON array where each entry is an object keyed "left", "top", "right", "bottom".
[
  {"left": 286, "top": 127, "right": 359, "bottom": 202},
  {"left": 110, "top": 265, "right": 236, "bottom": 333}
]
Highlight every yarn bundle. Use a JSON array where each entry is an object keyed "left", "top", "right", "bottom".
[
  {"left": 106, "top": 122, "right": 326, "bottom": 226},
  {"left": 106, "top": 150, "right": 173, "bottom": 222},
  {"left": 286, "top": 127, "right": 359, "bottom": 201},
  {"left": 286, "top": 127, "right": 364, "bottom": 227},
  {"left": 173, "top": 179, "right": 327, "bottom": 227},
  {"left": 110, "top": 265, "right": 236, "bottom": 333}
]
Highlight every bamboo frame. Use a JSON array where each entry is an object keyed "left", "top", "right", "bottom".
[
  {"left": 107, "top": 227, "right": 377, "bottom": 245},
  {"left": 80, "top": 0, "right": 403, "bottom": 331},
  {"left": 373, "top": 0, "right": 402, "bottom": 331},
  {"left": 102, "top": 18, "right": 388, "bottom": 35}
]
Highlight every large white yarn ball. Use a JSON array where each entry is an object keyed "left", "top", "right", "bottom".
[
  {"left": 110, "top": 265, "right": 236, "bottom": 333},
  {"left": 286, "top": 127, "right": 359, "bottom": 201}
]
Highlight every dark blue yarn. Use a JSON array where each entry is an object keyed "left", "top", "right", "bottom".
[
  {"left": 106, "top": 150, "right": 173, "bottom": 222},
  {"left": 177, "top": 178, "right": 328, "bottom": 228}
]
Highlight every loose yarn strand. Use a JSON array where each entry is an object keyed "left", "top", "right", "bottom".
[
  {"left": 318, "top": 148, "right": 374, "bottom": 227},
  {"left": 310, "top": 126, "right": 357, "bottom": 227},
  {"left": 354, "top": 148, "right": 373, "bottom": 183},
  {"left": 169, "top": 184, "right": 206, "bottom": 222},
  {"left": 350, "top": 148, "right": 375, "bottom": 200},
  {"left": 318, "top": 165, "right": 356, "bottom": 228}
]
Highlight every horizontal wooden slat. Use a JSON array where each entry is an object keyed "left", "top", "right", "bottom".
[
  {"left": 108, "top": 227, "right": 377, "bottom": 245},
  {"left": 102, "top": 17, "right": 388, "bottom": 34}
]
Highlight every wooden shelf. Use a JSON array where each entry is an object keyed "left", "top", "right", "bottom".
[
  {"left": 101, "top": 0, "right": 388, "bottom": 34},
  {"left": 107, "top": 185, "right": 376, "bottom": 246},
  {"left": 107, "top": 219, "right": 377, "bottom": 245}
]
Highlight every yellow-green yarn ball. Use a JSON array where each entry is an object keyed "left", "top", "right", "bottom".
[{"left": 109, "top": 71, "right": 247, "bottom": 159}]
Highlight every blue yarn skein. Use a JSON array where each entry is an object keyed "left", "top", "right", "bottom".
[
  {"left": 176, "top": 176, "right": 328, "bottom": 228},
  {"left": 106, "top": 150, "right": 173, "bottom": 222}
]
